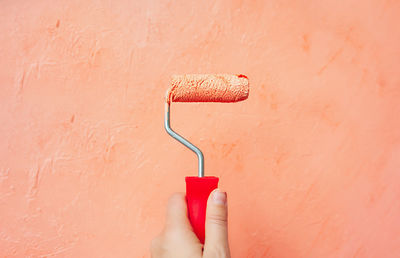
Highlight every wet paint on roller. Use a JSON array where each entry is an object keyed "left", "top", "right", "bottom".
[{"left": 167, "top": 74, "right": 249, "bottom": 103}]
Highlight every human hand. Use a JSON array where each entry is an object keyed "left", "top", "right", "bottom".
[{"left": 151, "top": 189, "right": 230, "bottom": 258}]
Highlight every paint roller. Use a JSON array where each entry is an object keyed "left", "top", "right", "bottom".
[{"left": 164, "top": 74, "right": 249, "bottom": 243}]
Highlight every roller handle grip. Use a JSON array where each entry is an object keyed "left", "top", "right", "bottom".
[{"left": 185, "top": 176, "right": 219, "bottom": 244}]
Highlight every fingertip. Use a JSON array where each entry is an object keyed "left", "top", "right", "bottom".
[{"left": 208, "top": 189, "right": 227, "bottom": 206}]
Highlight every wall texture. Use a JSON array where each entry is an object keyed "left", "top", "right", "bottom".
[{"left": 1, "top": 0, "right": 400, "bottom": 257}]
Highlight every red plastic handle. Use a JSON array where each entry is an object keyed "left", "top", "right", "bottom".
[{"left": 185, "top": 176, "right": 219, "bottom": 244}]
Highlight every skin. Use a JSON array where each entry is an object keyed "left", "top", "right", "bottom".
[{"left": 151, "top": 189, "right": 230, "bottom": 258}]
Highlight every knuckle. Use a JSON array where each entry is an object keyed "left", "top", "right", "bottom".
[
  {"left": 168, "top": 192, "right": 185, "bottom": 204},
  {"left": 206, "top": 213, "right": 228, "bottom": 226},
  {"left": 167, "top": 193, "right": 185, "bottom": 210}
]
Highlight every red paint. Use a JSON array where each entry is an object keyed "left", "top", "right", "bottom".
[{"left": 1, "top": 0, "right": 400, "bottom": 257}]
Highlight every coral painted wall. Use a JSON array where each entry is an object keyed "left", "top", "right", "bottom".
[{"left": 1, "top": 0, "right": 400, "bottom": 257}]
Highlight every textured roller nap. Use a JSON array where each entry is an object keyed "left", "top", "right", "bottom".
[{"left": 167, "top": 74, "right": 249, "bottom": 103}]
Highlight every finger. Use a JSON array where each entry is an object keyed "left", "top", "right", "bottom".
[
  {"left": 203, "top": 189, "right": 230, "bottom": 257},
  {"left": 165, "top": 192, "right": 192, "bottom": 230}
]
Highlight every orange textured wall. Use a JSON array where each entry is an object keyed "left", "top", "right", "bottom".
[{"left": 1, "top": 0, "right": 400, "bottom": 257}]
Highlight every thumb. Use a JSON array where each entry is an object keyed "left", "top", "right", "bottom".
[{"left": 203, "top": 189, "right": 230, "bottom": 258}]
